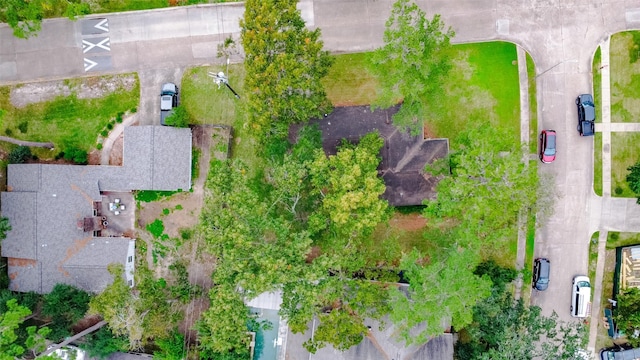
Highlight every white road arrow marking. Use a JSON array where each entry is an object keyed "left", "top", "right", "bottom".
[
  {"left": 94, "top": 18, "right": 109, "bottom": 33},
  {"left": 84, "top": 58, "right": 98, "bottom": 72},
  {"left": 82, "top": 38, "right": 110, "bottom": 53}
]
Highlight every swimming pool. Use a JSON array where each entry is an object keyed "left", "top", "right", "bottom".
[{"left": 250, "top": 308, "right": 281, "bottom": 360}]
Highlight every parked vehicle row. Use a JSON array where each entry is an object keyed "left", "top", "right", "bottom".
[
  {"left": 532, "top": 262, "right": 591, "bottom": 318},
  {"left": 538, "top": 93, "right": 596, "bottom": 164}
]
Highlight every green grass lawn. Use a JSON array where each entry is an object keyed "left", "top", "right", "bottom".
[
  {"left": 611, "top": 132, "right": 640, "bottom": 197},
  {"left": 527, "top": 51, "right": 538, "bottom": 154},
  {"left": 593, "top": 46, "right": 603, "bottom": 196},
  {"left": 436, "top": 41, "right": 520, "bottom": 146},
  {"left": 610, "top": 32, "right": 640, "bottom": 123},
  {"left": 323, "top": 42, "right": 521, "bottom": 147},
  {"left": 181, "top": 64, "right": 262, "bottom": 174},
  {"left": 0, "top": 74, "right": 139, "bottom": 159},
  {"left": 322, "top": 52, "right": 380, "bottom": 106},
  {"left": 594, "top": 133, "right": 603, "bottom": 196}
]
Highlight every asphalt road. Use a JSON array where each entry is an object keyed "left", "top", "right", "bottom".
[{"left": 3, "top": 0, "right": 640, "bottom": 352}]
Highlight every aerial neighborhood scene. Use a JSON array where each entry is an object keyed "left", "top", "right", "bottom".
[{"left": 4, "top": 0, "right": 640, "bottom": 359}]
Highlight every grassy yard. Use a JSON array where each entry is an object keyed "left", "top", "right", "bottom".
[
  {"left": 322, "top": 52, "right": 380, "bottom": 107},
  {"left": 0, "top": 74, "right": 139, "bottom": 159},
  {"left": 593, "top": 46, "right": 603, "bottom": 196},
  {"left": 611, "top": 132, "right": 640, "bottom": 197},
  {"left": 438, "top": 41, "right": 520, "bottom": 146},
  {"left": 610, "top": 32, "right": 640, "bottom": 124},
  {"left": 527, "top": 51, "right": 538, "bottom": 154},
  {"left": 324, "top": 42, "right": 521, "bottom": 147},
  {"left": 181, "top": 64, "right": 262, "bottom": 175}
]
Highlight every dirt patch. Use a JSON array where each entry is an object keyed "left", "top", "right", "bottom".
[
  {"left": 109, "top": 133, "right": 124, "bottom": 166},
  {"left": 10, "top": 74, "right": 137, "bottom": 108},
  {"left": 389, "top": 213, "right": 427, "bottom": 231},
  {"left": 88, "top": 150, "right": 101, "bottom": 165}
]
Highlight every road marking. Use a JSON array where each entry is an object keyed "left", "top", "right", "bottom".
[
  {"left": 94, "top": 18, "right": 109, "bottom": 33},
  {"left": 82, "top": 37, "right": 110, "bottom": 53},
  {"left": 84, "top": 58, "right": 98, "bottom": 72}
]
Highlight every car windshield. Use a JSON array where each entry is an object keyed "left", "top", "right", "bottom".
[{"left": 577, "top": 281, "right": 590, "bottom": 288}]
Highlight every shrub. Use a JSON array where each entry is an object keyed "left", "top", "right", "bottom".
[
  {"left": 163, "top": 208, "right": 170, "bottom": 215},
  {"left": 4, "top": 128, "right": 12, "bottom": 136},
  {"left": 116, "top": 112, "right": 124, "bottom": 123},
  {"left": 8, "top": 146, "right": 32, "bottom": 164},
  {"left": 131, "top": 107, "right": 137, "bottom": 113},
  {"left": 106, "top": 122, "right": 114, "bottom": 130},
  {"left": 163, "top": 106, "right": 190, "bottom": 128},
  {"left": 97, "top": 143, "right": 103, "bottom": 150},
  {"left": 135, "top": 190, "right": 178, "bottom": 202},
  {"left": 147, "top": 219, "right": 165, "bottom": 238},
  {"left": 63, "top": 147, "right": 88, "bottom": 165},
  {"left": 101, "top": 130, "right": 109, "bottom": 137},
  {"left": 17, "top": 121, "right": 28, "bottom": 133}
]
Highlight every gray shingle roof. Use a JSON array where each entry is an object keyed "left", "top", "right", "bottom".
[
  {"left": 1, "top": 126, "right": 192, "bottom": 294},
  {"left": 1, "top": 192, "right": 37, "bottom": 259}
]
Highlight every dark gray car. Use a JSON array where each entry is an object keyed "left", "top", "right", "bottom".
[
  {"left": 576, "top": 94, "right": 595, "bottom": 136},
  {"left": 533, "top": 258, "right": 550, "bottom": 291}
]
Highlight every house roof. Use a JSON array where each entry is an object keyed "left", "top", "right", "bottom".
[
  {"left": 1, "top": 126, "right": 192, "bottom": 294},
  {"left": 292, "top": 105, "right": 449, "bottom": 206},
  {"left": 286, "top": 316, "right": 454, "bottom": 360}
]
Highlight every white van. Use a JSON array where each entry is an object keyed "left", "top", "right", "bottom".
[{"left": 571, "top": 275, "right": 591, "bottom": 318}]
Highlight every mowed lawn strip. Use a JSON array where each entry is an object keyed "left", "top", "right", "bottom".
[
  {"left": 0, "top": 74, "right": 139, "bottom": 159},
  {"left": 611, "top": 132, "right": 640, "bottom": 197},
  {"left": 610, "top": 32, "right": 640, "bottom": 123}
]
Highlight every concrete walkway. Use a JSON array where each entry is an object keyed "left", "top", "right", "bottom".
[{"left": 99, "top": 112, "right": 138, "bottom": 165}]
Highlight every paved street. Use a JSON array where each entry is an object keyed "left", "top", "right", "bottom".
[{"left": 3, "top": 0, "right": 640, "bottom": 356}]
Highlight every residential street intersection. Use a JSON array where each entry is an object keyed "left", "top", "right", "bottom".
[{"left": 3, "top": 0, "right": 640, "bottom": 356}]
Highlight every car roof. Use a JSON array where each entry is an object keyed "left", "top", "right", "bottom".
[{"left": 546, "top": 132, "right": 556, "bottom": 148}]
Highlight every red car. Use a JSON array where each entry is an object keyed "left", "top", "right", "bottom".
[{"left": 539, "top": 130, "right": 556, "bottom": 163}]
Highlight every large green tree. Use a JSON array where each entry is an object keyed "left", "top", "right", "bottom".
[
  {"left": 424, "top": 124, "right": 540, "bottom": 247},
  {"left": 241, "top": 0, "right": 333, "bottom": 142},
  {"left": 0, "top": 298, "right": 51, "bottom": 359},
  {"left": 615, "top": 287, "right": 640, "bottom": 346},
  {"left": 88, "top": 264, "right": 143, "bottom": 350},
  {"left": 197, "top": 285, "right": 252, "bottom": 358},
  {"left": 390, "top": 248, "right": 492, "bottom": 344},
  {"left": 42, "top": 283, "right": 91, "bottom": 341},
  {"left": 200, "top": 131, "right": 392, "bottom": 353},
  {"left": 371, "top": 0, "right": 454, "bottom": 134},
  {"left": 456, "top": 268, "right": 587, "bottom": 360},
  {"left": 1, "top": 0, "right": 89, "bottom": 39}
]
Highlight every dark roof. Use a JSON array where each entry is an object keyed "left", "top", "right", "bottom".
[
  {"left": 1, "top": 126, "right": 192, "bottom": 293},
  {"left": 294, "top": 106, "right": 449, "bottom": 206}
]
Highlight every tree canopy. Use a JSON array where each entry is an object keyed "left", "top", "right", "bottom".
[
  {"left": 240, "top": 0, "right": 333, "bottom": 143},
  {"left": 627, "top": 162, "right": 640, "bottom": 203},
  {"left": 456, "top": 263, "right": 587, "bottom": 359},
  {"left": 615, "top": 287, "right": 640, "bottom": 346},
  {"left": 371, "top": 0, "right": 454, "bottom": 134},
  {"left": 0, "top": 0, "right": 89, "bottom": 39},
  {"left": 0, "top": 298, "right": 51, "bottom": 360},
  {"left": 199, "top": 130, "right": 392, "bottom": 354}
]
